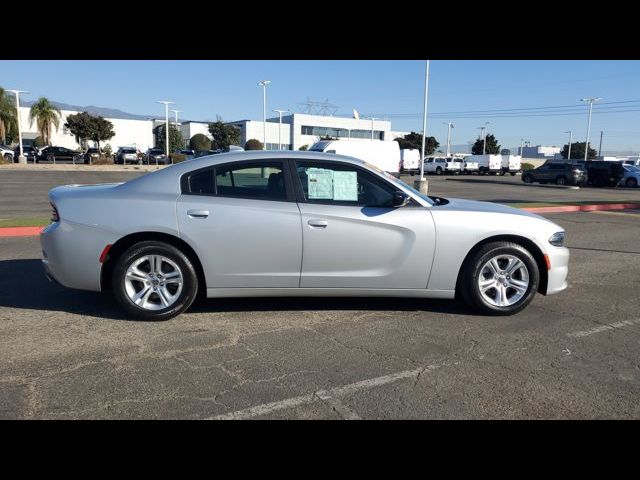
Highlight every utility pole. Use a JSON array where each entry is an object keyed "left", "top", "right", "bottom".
[
  {"left": 598, "top": 130, "right": 603, "bottom": 158},
  {"left": 444, "top": 122, "right": 454, "bottom": 157},
  {"left": 419, "top": 60, "right": 430, "bottom": 182},
  {"left": 7, "top": 89, "right": 29, "bottom": 163},
  {"left": 273, "top": 109, "right": 289, "bottom": 150},
  {"left": 581, "top": 97, "right": 601, "bottom": 161},
  {"left": 565, "top": 130, "right": 572, "bottom": 161},
  {"left": 156, "top": 100, "right": 174, "bottom": 164},
  {"left": 258, "top": 80, "right": 271, "bottom": 150}
]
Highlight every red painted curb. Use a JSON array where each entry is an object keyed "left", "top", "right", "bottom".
[
  {"left": 522, "top": 203, "right": 640, "bottom": 213},
  {"left": 0, "top": 226, "right": 45, "bottom": 237}
]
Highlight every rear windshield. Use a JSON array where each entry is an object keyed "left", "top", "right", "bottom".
[{"left": 122, "top": 149, "right": 136, "bottom": 153}]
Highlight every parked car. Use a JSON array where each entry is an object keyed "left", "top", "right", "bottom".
[
  {"left": 144, "top": 148, "right": 170, "bottom": 165},
  {"left": 115, "top": 147, "right": 141, "bottom": 165},
  {"left": 41, "top": 151, "right": 569, "bottom": 321},
  {"left": 423, "top": 157, "right": 448, "bottom": 175},
  {"left": 400, "top": 149, "right": 421, "bottom": 175},
  {"left": 618, "top": 164, "right": 640, "bottom": 188},
  {"left": 577, "top": 160, "right": 625, "bottom": 187},
  {"left": 13, "top": 145, "right": 39, "bottom": 163},
  {"left": 0, "top": 144, "right": 13, "bottom": 162},
  {"left": 39, "top": 146, "right": 82, "bottom": 163},
  {"left": 521, "top": 162, "right": 586, "bottom": 186},
  {"left": 463, "top": 157, "right": 479, "bottom": 174},
  {"left": 82, "top": 148, "right": 102, "bottom": 164},
  {"left": 177, "top": 149, "right": 196, "bottom": 161}
]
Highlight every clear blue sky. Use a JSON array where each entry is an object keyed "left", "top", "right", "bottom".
[{"left": 2, "top": 60, "right": 640, "bottom": 152}]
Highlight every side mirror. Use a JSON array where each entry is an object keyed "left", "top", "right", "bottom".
[{"left": 392, "top": 191, "right": 411, "bottom": 207}]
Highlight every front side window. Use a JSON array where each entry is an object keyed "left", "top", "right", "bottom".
[
  {"left": 295, "top": 161, "right": 396, "bottom": 207},
  {"left": 184, "top": 161, "right": 286, "bottom": 201}
]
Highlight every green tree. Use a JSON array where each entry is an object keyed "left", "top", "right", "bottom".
[
  {"left": 244, "top": 138, "right": 263, "bottom": 150},
  {"left": 156, "top": 124, "right": 183, "bottom": 153},
  {"left": 0, "top": 87, "right": 17, "bottom": 145},
  {"left": 189, "top": 133, "right": 212, "bottom": 151},
  {"left": 471, "top": 134, "right": 500, "bottom": 155},
  {"left": 28, "top": 97, "right": 61, "bottom": 146},
  {"left": 560, "top": 141, "right": 597, "bottom": 160},
  {"left": 394, "top": 132, "right": 439, "bottom": 155},
  {"left": 299, "top": 144, "right": 309, "bottom": 151},
  {"left": 89, "top": 116, "right": 115, "bottom": 152},
  {"left": 208, "top": 116, "right": 241, "bottom": 150},
  {"left": 33, "top": 136, "right": 45, "bottom": 148},
  {"left": 64, "top": 112, "right": 95, "bottom": 148}
]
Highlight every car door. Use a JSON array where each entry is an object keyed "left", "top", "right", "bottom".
[
  {"left": 176, "top": 159, "right": 303, "bottom": 288},
  {"left": 292, "top": 159, "right": 436, "bottom": 289}
]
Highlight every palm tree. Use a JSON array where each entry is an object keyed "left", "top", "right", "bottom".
[
  {"left": 0, "top": 87, "right": 17, "bottom": 145},
  {"left": 28, "top": 97, "right": 61, "bottom": 146}
]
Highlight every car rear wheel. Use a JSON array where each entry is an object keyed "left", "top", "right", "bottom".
[
  {"left": 626, "top": 177, "right": 638, "bottom": 188},
  {"left": 112, "top": 241, "right": 198, "bottom": 321},
  {"left": 556, "top": 176, "right": 567, "bottom": 185},
  {"left": 436, "top": 167, "right": 443, "bottom": 175},
  {"left": 459, "top": 241, "right": 539, "bottom": 315},
  {"left": 523, "top": 174, "right": 533, "bottom": 183}
]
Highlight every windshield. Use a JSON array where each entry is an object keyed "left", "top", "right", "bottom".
[{"left": 624, "top": 165, "right": 640, "bottom": 172}]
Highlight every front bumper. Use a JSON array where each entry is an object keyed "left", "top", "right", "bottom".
[{"left": 545, "top": 246, "right": 570, "bottom": 295}]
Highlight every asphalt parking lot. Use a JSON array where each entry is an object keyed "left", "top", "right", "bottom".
[{"left": 1, "top": 169, "right": 639, "bottom": 418}]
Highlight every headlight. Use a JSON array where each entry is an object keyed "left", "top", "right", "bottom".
[{"left": 548, "top": 231, "right": 565, "bottom": 247}]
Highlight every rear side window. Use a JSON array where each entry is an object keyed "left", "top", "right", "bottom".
[{"left": 183, "top": 161, "right": 286, "bottom": 201}]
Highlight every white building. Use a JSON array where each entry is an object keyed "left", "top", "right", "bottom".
[
  {"left": 227, "top": 113, "right": 396, "bottom": 150},
  {"left": 17, "top": 106, "right": 155, "bottom": 152},
  {"left": 521, "top": 145, "right": 561, "bottom": 158}
]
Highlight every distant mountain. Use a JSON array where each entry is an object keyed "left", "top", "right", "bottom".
[{"left": 22, "top": 100, "right": 156, "bottom": 121}]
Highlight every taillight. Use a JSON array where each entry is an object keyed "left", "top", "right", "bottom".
[{"left": 50, "top": 203, "right": 59, "bottom": 223}]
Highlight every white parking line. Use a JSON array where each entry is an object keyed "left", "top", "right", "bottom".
[
  {"left": 567, "top": 318, "right": 640, "bottom": 338},
  {"left": 209, "top": 364, "right": 441, "bottom": 420}
]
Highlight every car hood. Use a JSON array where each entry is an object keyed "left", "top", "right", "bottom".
[{"left": 432, "top": 197, "right": 546, "bottom": 220}]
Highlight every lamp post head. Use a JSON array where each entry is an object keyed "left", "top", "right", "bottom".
[{"left": 258, "top": 80, "right": 271, "bottom": 87}]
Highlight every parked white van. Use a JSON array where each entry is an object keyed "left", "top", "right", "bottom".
[
  {"left": 400, "top": 149, "right": 421, "bottom": 175},
  {"left": 309, "top": 140, "right": 401, "bottom": 176},
  {"left": 463, "top": 156, "right": 479, "bottom": 174},
  {"left": 466, "top": 154, "right": 503, "bottom": 175},
  {"left": 501, "top": 155, "right": 522, "bottom": 176}
]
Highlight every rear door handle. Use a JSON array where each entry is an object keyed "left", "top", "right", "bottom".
[
  {"left": 187, "top": 209, "right": 209, "bottom": 219},
  {"left": 308, "top": 219, "right": 328, "bottom": 228}
]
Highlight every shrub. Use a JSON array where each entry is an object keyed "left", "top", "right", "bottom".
[
  {"left": 92, "top": 155, "right": 113, "bottom": 165},
  {"left": 299, "top": 144, "right": 309, "bottom": 151},
  {"left": 103, "top": 144, "right": 112, "bottom": 156},
  {"left": 521, "top": 163, "right": 535, "bottom": 171},
  {"left": 170, "top": 153, "right": 187, "bottom": 164},
  {"left": 244, "top": 138, "right": 263, "bottom": 150},
  {"left": 33, "top": 136, "right": 46, "bottom": 148},
  {"left": 190, "top": 133, "right": 211, "bottom": 152}
]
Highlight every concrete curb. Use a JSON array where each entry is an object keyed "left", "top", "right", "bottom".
[
  {"left": 0, "top": 226, "right": 44, "bottom": 237},
  {"left": 521, "top": 203, "right": 640, "bottom": 213}
]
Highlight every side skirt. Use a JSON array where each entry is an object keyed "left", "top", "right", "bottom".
[{"left": 206, "top": 288, "right": 455, "bottom": 299}]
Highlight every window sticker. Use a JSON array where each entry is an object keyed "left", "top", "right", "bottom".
[
  {"left": 307, "top": 168, "right": 334, "bottom": 199},
  {"left": 333, "top": 171, "right": 358, "bottom": 201}
]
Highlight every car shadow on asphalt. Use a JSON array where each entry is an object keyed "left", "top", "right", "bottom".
[{"left": 0, "top": 259, "right": 476, "bottom": 320}]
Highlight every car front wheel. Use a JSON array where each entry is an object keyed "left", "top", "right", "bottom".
[
  {"left": 112, "top": 241, "right": 199, "bottom": 321},
  {"left": 459, "top": 241, "right": 539, "bottom": 315},
  {"left": 626, "top": 177, "right": 638, "bottom": 188}
]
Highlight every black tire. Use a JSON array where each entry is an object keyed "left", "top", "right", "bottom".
[
  {"left": 3, "top": 153, "right": 11, "bottom": 162},
  {"left": 112, "top": 241, "right": 199, "bottom": 321},
  {"left": 522, "top": 174, "right": 533, "bottom": 183},
  {"left": 510, "top": 172, "right": 516, "bottom": 176},
  {"left": 436, "top": 167, "right": 443, "bottom": 175},
  {"left": 459, "top": 241, "right": 539, "bottom": 316},
  {"left": 409, "top": 171, "right": 415, "bottom": 176},
  {"left": 556, "top": 176, "right": 566, "bottom": 185},
  {"left": 626, "top": 177, "right": 638, "bottom": 188}
]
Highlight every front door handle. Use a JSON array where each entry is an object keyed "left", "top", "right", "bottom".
[
  {"left": 187, "top": 209, "right": 209, "bottom": 219},
  {"left": 308, "top": 219, "right": 328, "bottom": 228}
]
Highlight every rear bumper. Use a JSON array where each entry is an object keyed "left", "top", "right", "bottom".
[
  {"left": 40, "top": 220, "right": 115, "bottom": 292},
  {"left": 545, "top": 246, "right": 570, "bottom": 295}
]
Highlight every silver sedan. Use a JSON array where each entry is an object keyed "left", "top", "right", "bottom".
[{"left": 40, "top": 151, "right": 569, "bottom": 320}]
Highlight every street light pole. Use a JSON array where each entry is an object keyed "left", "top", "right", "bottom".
[
  {"left": 581, "top": 97, "right": 601, "bottom": 161},
  {"left": 443, "top": 122, "right": 454, "bottom": 157},
  {"left": 482, "top": 121, "right": 490, "bottom": 155},
  {"left": 370, "top": 117, "right": 379, "bottom": 141},
  {"left": 171, "top": 109, "right": 182, "bottom": 148},
  {"left": 419, "top": 60, "right": 430, "bottom": 181},
  {"left": 273, "top": 109, "right": 289, "bottom": 150},
  {"left": 258, "top": 80, "right": 271, "bottom": 150},
  {"left": 7, "top": 89, "right": 29, "bottom": 163},
  {"left": 156, "top": 100, "right": 174, "bottom": 165},
  {"left": 565, "top": 130, "right": 572, "bottom": 161}
]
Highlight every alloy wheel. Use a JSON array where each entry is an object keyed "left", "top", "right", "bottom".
[{"left": 478, "top": 254, "right": 530, "bottom": 307}]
